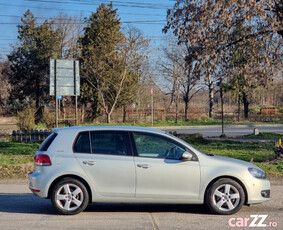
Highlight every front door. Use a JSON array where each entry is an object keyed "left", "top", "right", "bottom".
[{"left": 132, "top": 132, "right": 200, "bottom": 199}]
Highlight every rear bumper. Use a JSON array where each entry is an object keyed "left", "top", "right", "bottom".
[{"left": 29, "top": 171, "right": 48, "bottom": 198}]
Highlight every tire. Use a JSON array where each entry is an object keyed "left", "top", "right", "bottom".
[
  {"left": 51, "top": 177, "right": 89, "bottom": 215},
  {"left": 206, "top": 178, "right": 245, "bottom": 215}
]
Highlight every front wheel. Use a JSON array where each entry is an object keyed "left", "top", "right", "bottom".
[
  {"left": 206, "top": 178, "right": 245, "bottom": 215},
  {"left": 51, "top": 178, "right": 89, "bottom": 215}
]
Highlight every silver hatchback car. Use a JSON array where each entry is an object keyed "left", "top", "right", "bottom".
[{"left": 29, "top": 126, "right": 270, "bottom": 215}]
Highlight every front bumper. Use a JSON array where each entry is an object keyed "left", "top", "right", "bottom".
[{"left": 245, "top": 178, "right": 271, "bottom": 204}]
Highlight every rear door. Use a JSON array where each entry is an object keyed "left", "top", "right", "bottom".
[{"left": 74, "top": 131, "right": 135, "bottom": 197}]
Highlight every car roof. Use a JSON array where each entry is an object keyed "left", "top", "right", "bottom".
[{"left": 53, "top": 126, "right": 166, "bottom": 134}]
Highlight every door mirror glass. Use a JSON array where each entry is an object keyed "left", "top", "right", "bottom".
[{"left": 182, "top": 152, "right": 193, "bottom": 161}]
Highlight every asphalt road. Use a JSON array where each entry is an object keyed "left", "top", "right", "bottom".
[
  {"left": 0, "top": 181, "right": 282, "bottom": 230},
  {"left": 160, "top": 124, "right": 283, "bottom": 137}
]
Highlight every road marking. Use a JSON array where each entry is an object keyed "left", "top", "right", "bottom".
[{"left": 149, "top": 213, "right": 159, "bottom": 230}]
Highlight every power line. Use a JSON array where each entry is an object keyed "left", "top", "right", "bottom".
[
  {"left": 0, "top": 14, "right": 167, "bottom": 25},
  {"left": 0, "top": 3, "right": 166, "bottom": 17},
  {"left": 1, "top": 1, "right": 169, "bottom": 14},
  {"left": 69, "top": 0, "right": 172, "bottom": 8},
  {"left": 0, "top": 21, "right": 165, "bottom": 25},
  {"left": 25, "top": 0, "right": 172, "bottom": 10},
  {"left": 0, "top": 3, "right": 89, "bottom": 13}
]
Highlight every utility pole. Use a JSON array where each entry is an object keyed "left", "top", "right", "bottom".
[
  {"left": 150, "top": 86, "right": 153, "bottom": 126},
  {"left": 54, "top": 60, "right": 58, "bottom": 128},
  {"left": 218, "top": 78, "right": 225, "bottom": 136}
]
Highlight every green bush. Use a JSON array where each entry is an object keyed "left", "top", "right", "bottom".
[
  {"left": 42, "top": 111, "right": 55, "bottom": 128},
  {"left": 196, "top": 115, "right": 214, "bottom": 122},
  {"left": 17, "top": 108, "right": 36, "bottom": 130}
]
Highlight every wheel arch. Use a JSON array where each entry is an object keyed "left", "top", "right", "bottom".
[
  {"left": 47, "top": 174, "right": 92, "bottom": 203},
  {"left": 204, "top": 176, "right": 248, "bottom": 205}
]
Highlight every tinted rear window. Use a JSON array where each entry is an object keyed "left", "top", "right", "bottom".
[
  {"left": 73, "top": 132, "right": 91, "bottom": 153},
  {"left": 90, "top": 131, "right": 129, "bottom": 156},
  {"left": 39, "top": 132, "right": 58, "bottom": 151}
]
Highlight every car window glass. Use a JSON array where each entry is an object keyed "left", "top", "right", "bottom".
[
  {"left": 73, "top": 132, "right": 91, "bottom": 153},
  {"left": 133, "top": 132, "right": 186, "bottom": 159},
  {"left": 90, "top": 131, "right": 129, "bottom": 156},
  {"left": 39, "top": 132, "right": 58, "bottom": 151}
]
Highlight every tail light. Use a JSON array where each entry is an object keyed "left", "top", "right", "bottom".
[{"left": 34, "top": 154, "right": 52, "bottom": 166}]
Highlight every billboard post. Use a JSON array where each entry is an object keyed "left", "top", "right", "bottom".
[{"left": 50, "top": 59, "right": 80, "bottom": 127}]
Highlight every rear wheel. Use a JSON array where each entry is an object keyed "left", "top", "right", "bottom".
[
  {"left": 51, "top": 178, "right": 89, "bottom": 215},
  {"left": 206, "top": 178, "right": 245, "bottom": 215}
]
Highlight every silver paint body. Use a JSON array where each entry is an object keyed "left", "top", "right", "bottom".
[{"left": 29, "top": 126, "right": 270, "bottom": 205}]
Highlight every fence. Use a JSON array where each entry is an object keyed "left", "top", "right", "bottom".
[{"left": 12, "top": 129, "right": 52, "bottom": 143}]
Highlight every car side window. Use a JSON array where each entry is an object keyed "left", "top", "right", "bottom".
[
  {"left": 90, "top": 131, "right": 129, "bottom": 156},
  {"left": 73, "top": 132, "right": 91, "bottom": 153},
  {"left": 133, "top": 132, "right": 186, "bottom": 160}
]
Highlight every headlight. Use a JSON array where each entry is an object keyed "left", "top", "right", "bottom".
[{"left": 248, "top": 167, "right": 266, "bottom": 179}]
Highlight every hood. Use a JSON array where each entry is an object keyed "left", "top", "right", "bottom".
[{"left": 205, "top": 154, "right": 262, "bottom": 170}]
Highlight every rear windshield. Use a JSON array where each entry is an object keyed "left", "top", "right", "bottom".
[{"left": 39, "top": 132, "right": 58, "bottom": 151}]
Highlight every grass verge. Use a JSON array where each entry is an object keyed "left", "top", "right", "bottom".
[
  {"left": 0, "top": 142, "right": 38, "bottom": 179},
  {"left": 242, "top": 132, "right": 283, "bottom": 139}
]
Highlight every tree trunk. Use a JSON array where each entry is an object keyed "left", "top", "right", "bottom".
[
  {"left": 184, "top": 96, "right": 189, "bottom": 121},
  {"left": 106, "top": 112, "right": 111, "bottom": 123},
  {"left": 219, "top": 82, "right": 225, "bottom": 136},
  {"left": 237, "top": 94, "right": 241, "bottom": 122},
  {"left": 81, "top": 103, "right": 85, "bottom": 123},
  {"left": 242, "top": 92, "right": 249, "bottom": 119},
  {"left": 175, "top": 97, "right": 179, "bottom": 124},
  {"left": 208, "top": 74, "right": 214, "bottom": 118},
  {"left": 123, "top": 106, "right": 127, "bottom": 123}
]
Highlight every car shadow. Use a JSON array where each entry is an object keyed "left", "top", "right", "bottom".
[
  {"left": 0, "top": 194, "right": 56, "bottom": 215},
  {"left": 0, "top": 193, "right": 212, "bottom": 215},
  {"left": 85, "top": 203, "right": 211, "bottom": 215}
]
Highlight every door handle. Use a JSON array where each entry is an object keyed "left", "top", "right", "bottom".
[
  {"left": 137, "top": 164, "right": 150, "bottom": 169},
  {"left": 82, "top": 161, "right": 95, "bottom": 166}
]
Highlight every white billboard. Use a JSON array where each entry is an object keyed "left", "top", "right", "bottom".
[{"left": 50, "top": 59, "right": 80, "bottom": 96}]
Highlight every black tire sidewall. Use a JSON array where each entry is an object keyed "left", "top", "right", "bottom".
[
  {"left": 206, "top": 178, "right": 245, "bottom": 215},
  {"left": 51, "top": 177, "right": 89, "bottom": 215}
]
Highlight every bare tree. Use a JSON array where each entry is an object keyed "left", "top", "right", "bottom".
[
  {"left": 99, "top": 27, "right": 149, "bottom": 123},
  {"left": 164, "top": 0, "right": 283, "bottom": 58},
  {"left": 159, "top": 38, "right": 183, "bottom": 123},
  {"left": 82, "top": 27, "right": 150, "bottom": 123},
  {"left": 159, "top": 37, "right": 202, "bottom": 121},
  {"left": 164, "top": 1, "right": 283, "bottom": 119},
  {"left": 52, "top": 13, "right": 84, "bottom": 59},
  {"left": 182, "top": 44, "right": 203, "bottom": 120},
  {"left": 203, "top": 62, "right": 216, "bottom": 118}
]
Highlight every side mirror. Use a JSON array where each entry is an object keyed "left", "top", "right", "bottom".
[{"left": 182, "top": 152, "right": 193, "bottom": 161}]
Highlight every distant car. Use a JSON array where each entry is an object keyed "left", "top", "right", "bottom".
[{"left": 29, "top": 126, "right": 270, "bottom": 215}]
